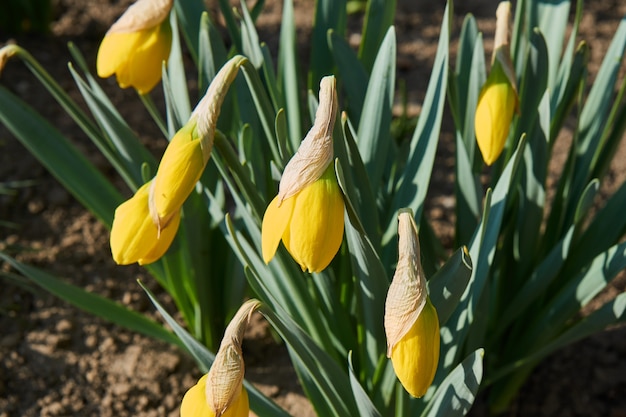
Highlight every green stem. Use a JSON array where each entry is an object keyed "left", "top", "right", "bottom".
[{"left": 139, "top": 92, "right": 169, "bottom": 137}]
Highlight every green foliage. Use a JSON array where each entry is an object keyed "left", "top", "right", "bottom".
[{"left": 1, "top": 0, "right": 625, "bottom": 415}]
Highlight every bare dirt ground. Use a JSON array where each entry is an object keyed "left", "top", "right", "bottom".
[{"left": 1, "top": 0, "right": 625, "bottom": 416}]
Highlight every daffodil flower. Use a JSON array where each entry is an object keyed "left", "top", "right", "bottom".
[
  {"left": 261, "top": 76, "right": 345, "bottom": 273},
  {"left": 109, "top": 56, "right": 245, "bottom": 265},
  {"left": 151, "top": 55, "right": 245, "bottom": 229},
  {"left": 110, "top": 180, "right": 180, "bottom": 265},
  {"left": 385, "top": 210, "right": 440, "bottom": 398},
  {"left": 181, "top": 300, "right": 260, "bottom": 417},
  {"left": 97, "top": 0, "right": 174, "bottom": 94},
  {"left": 475, "top": 1, "right": 519, "bottom": 166}
]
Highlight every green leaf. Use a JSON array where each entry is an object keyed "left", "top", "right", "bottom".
[
  {"left": 197, "top": 11, "right": 228, "bottom": 93},
  {"left": 0, "top": 253, "right": 180, "bottom": 348},
  {"left": 239, "top": 61, "right": 283, "bottom": 166},
  {"left": 568, "top": 17, "right": 626, "bottom": 222},
  {"left": 173, "top": 0, "right": 205, "bottom": 63},
  {"left": 386, "top": 3, "right": 450, "bottom": 239},
  {"left": 513, "top": 89, "right": 549, "bottom": 278},
  {"left": 337, "top": 158, "right": 389, "bottom": 380},
  {"left": 487, "top": 292, "right": 626, "bottom": 385},
  {"left": 0, "top": 86, "right": 122, "bottom": 226},
  {"left": 444, "top": 136, "right": 526, "bottom": 367},
  {"left": 495, "top": 225, "right": 575, "bottom": 335},
  {"left": 532, "top": 292, "right": 626, "bottom": 362},
  {"left": 454, "top": 14, "right": 480, "bottom": 130},
  {"left": 550, "top": 0, "right": 585, "bottom": 134},
  {"left": 358, "top": 0, "right": 396, "bottom": 73},
  {"left": 427, "top": 246, "right": 473, "bottom": 327},
  {"left": 529, "top": 0, "right": 571, "bottom": 90},
  {"left": 537, "top": 239, "right": 626, "bottom": 339},
  {"left": 3, "top": 44, "right": 138, "bottom": 189},
  {"left": 566, "top": 179, "right": 626, "bottom": 275},
  {"left": 240, "top": 0, "right": 264, "bottom": 68},
  {"left": 511, "top": 28, "right": 549, "bottom": 155},
  {"left": 223, "top": 214, "right": 335, "bottom": 354},
  {"left": 165, "top": 10, "right": 192, "bottom": 127},
  {"left": 334, "top": 114, "right": 379, "bottom": 242},
  {"left": 420, "top": 349, "right": 484, "bottom": 417},
  {"left": 277, "top": 0, "right": 303, "bottom": 150},
  {"left": 308, "top": 0, "right": 347, "bottom": 91},
  {"left": 66, "top": 68, "right": 156, "bottom": 188},
  {"left": 348, "top": 351, "right": 383, "bottom": 417},
  {"left": 259, "top": 302, "right": 359, "bottom": 417},
  {"left": 573, "top": 178, "right": 600, "bottom": 224},
  {"left": 355, "top": 26, "right": 396, "bottom": 191},
  {"left": 217, "top": 0, "right": 242, "bottom": 52},
  {"left": 328, "top": 29, "right": 369, "bottom": 125},
  {"left": 454, "top": 132, "right": 482, "bottom": 247}
]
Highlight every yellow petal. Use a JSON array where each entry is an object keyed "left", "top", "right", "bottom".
[
  {"left": 137, "top": 208, "right": 180, "bottom": 265},
  {"left": 475, "top": 61, "right": 517, "bottom": 166},
  {"left": 261, "top": 195, "right": 295, "bottom": 264},
  {"left": 181, "top": 375, "right": 249, "bottom": 417},
  {"left": 390, "top": 297, "right": 440, "bottom": 398},
  {"left": 97, "top": 22, "right": 172, "bottom": 94},
  {"left": 224, "top": 387, "right": 249, "bottom": 417},
  {"left": 152, "top": 123, "right": 205, "bottom": 222},
  {"left": 282, "top": 165, "right": 345, "bottom": 273},
  {"left": 181, "top": 374, "right": 213, "bottom": 417},
  {"left": 109, "top": 181, "right": 179, "bottom": 265}
]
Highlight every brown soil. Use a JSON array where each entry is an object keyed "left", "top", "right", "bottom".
[{"left": 1, "top": 1, "right": 625, "bottom": 416}]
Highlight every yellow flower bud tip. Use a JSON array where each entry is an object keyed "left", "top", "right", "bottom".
[
  {"left": 181, "top": 374, "right": 249, "bottom": 417},
  {"left": 475, "top": 61, "right": 517, "bottom": 166},
  {"left": 385, "top": 210, "right": 440, "bottom": 398},
  {"left": 261, "top": 76, "right": 343, "bottom": 273},
  {"left": 262, "top": 164, "right": 345, "bottom": 273},
  {"left": 110, "top": 180, "right": 180, "bottom": 265},
  {"left": 96, "top": 0, "right": 174, "bottom": 94}
]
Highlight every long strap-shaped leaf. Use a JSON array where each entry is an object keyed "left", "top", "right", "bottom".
[
  {"left": 0, "top": 86, "right": 121, "bottom": 226},
  {"left": 308, "top": 0, "right": 347, "bottom": 92},
  {"left": 0, "top": 254, "right": 180, "bottom": 348},
  {"left": 419, "top": 349, "right": 484, "bottom": 417},
  {"left": 358, "top": 0, "right": 396, "bottom": 74},
  {"left": 384, "top": 2, "right": 451, "bottom": 246},
  {"left": 259, "top": 297, "right": 360, "bottom": 417},
  {"left": 566, "top": 16, "right": 626, "bottom": 225},
  {"left": 442, "top": 136, "right": 526, "bottom": 371},
  {"left": 356, "top": 27, "right": 396, "bottom": 193}
]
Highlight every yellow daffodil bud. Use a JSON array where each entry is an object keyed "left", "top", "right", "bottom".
[
  {"left": 97, "top": 0, "right": 174, "bottom": 94},
  {"left": 385, "top": 210, "right": 440, "bottom": 398},
  {"left": 151, "top": 55, "right": 245, "bottom": 229},
  {"left": 475, "top": 1, "right": 519, "bottom": 166},
  {"left": 110, "top": 180, "right": 181, "bottom": 265},
  {"left": 181, "top": 300, "right": 260, "bottom": 417},
  {"left": 261, "top": 76, "right": 345, "bottom": 273}
]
